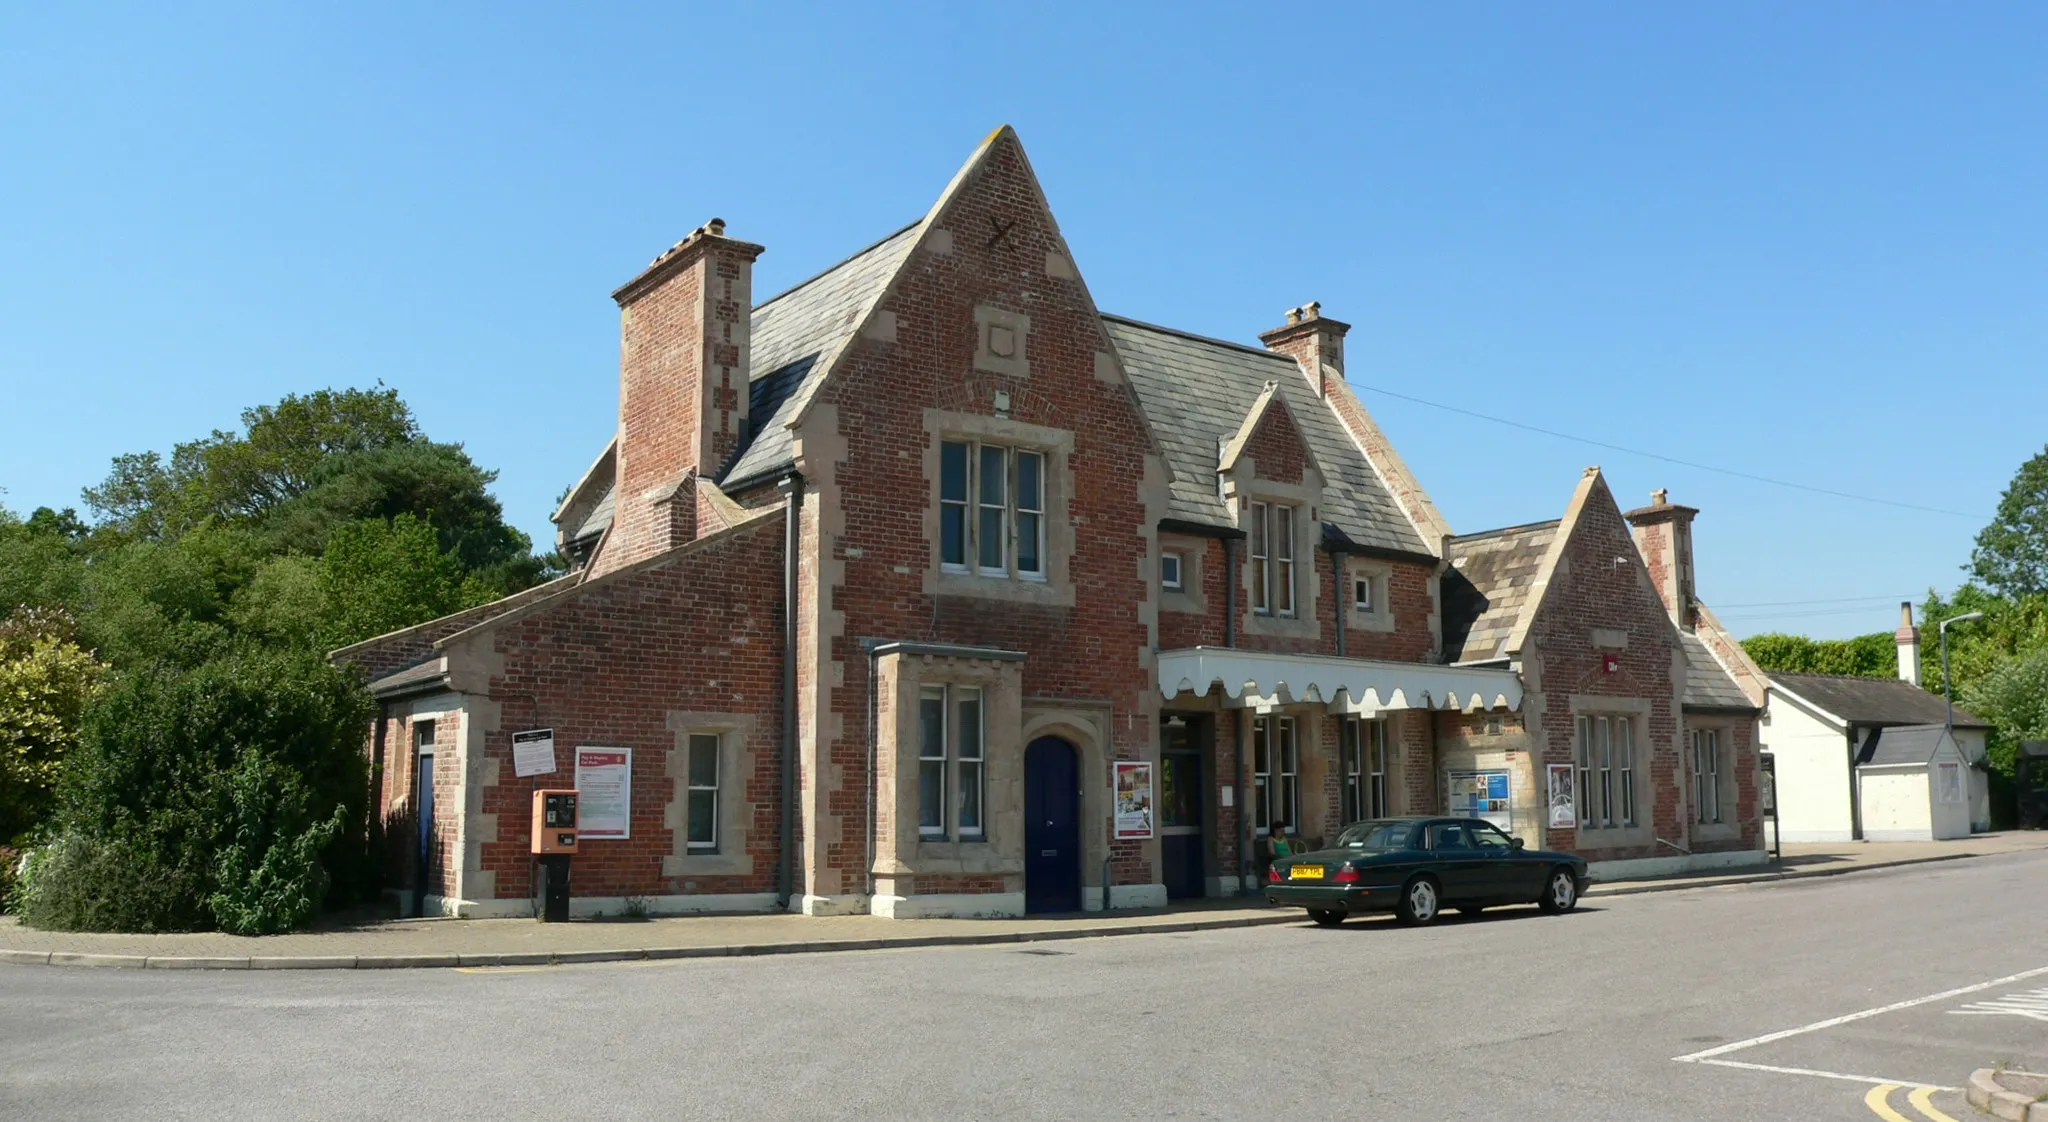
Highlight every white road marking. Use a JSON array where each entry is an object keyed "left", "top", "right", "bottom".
[
  {"left": 1693, "top": 1059, "right": 1953, "bottom": 1091},
  {"left": 1673, "top": 963, "right": 2048, "bottom": 1062},
  {"left": 1950, "top": 984, "right": 2048, "bottom": 1022}
]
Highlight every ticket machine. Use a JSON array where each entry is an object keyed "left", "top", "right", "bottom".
[{"left": 531, "top": 789, "right": 579, "bottom": 922}]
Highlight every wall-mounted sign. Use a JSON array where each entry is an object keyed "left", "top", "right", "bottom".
[
  {"left": 1448, "top": 769, "right": 1512, "bottom": 831},
  {"left": 575, "top": 747, "right": 632, "bottom": 839},
  {"left": 512, "top": 729, "right": 557, "bottom": 778},
  {"left": 1602, "top": 653, "right": 1621, "bottom": 674},
  {"left": 1547, "top": 764, "right": 1576, "bottom": 828},
  {"left": 1113, "top": 761, "right": 1155, "bottom": 840}
]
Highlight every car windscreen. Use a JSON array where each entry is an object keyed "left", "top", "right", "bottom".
[{"left": 1335, "top": 822, "right": 1414, "bottom": 851}]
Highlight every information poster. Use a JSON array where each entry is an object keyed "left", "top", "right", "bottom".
[
  {"left": 1448, "top": 769, "right": 1513, "bottom": 831},
  {"left": 512, "top": 729, "right": 557, "bottom": 778},
  {"left": 1113, "top": 761, "right": 1155, "bottom": 840},
  {"left": 1547, "top": 764, "right": 1576, "bottom": 828},
  {"left": 575, "top": 747, "right": 632, "bottom": 839}
]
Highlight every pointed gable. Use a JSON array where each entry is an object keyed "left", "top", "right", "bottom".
[{"left": 1217, "top": 380, "right": 1323, "bottom": 486}]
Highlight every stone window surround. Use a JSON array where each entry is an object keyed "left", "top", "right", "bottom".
[
  {"left": 662, "top": 711, "right": 756, "bottom": 878},
  {"left": 1347, "top": 558, "right": 1398, "bottom": 634},
  {"left": 1566, "top": 694, "right": 1655, "bottom": 850},
  {"left": 1158, "top": 533, "right": 1207, "bottom": 615},
  {"left": 973, "top": 304, "right": 1031, "bottom": 379},
  {"left": 1688, "top": 721, "right": 1741, "bottom": 843},
  {"left": 1232, "top": 483, "right": 1321, "bottom": 641},
  {"left": 922, "top": 410, "right": 1076, "bottom": 607},
  {"left": 873, "top": 650, "right": 1026, "bottom": 879}
]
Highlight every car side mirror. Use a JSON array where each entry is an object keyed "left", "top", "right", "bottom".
[{"left": 1510, "top": 837, "right": 1525, "bottom": 851}]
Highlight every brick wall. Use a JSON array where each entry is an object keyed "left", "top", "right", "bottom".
[
  {"left": 461, "top": 513, "right": 787, "bottom": 902},
  {"left": 1524, "top": 473, "right": 1687, "bottom": 862},
  {"left": 803, "top": 130, "right": 1164, "bottom": 894}
]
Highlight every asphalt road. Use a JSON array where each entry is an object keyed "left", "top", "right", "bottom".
[{"left": 4, "top": 851, "right": 2046, "bottom": 1121}]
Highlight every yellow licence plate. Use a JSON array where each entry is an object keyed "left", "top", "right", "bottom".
[{"left": 1288, "top": 865, "right": 1325, "bottom": 881}]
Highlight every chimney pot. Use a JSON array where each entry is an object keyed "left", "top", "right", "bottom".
[
  {"left": 1285, "top": 306, "right": 1302, "bottom": 325},
  {"left": 707, "top": 218, "right": 726, "bottom": 236},
  {"left": 1304, "top": 300, "right": 1321, "bottom": 320},
  {"left": 1895, "top": 601, "right": 1922, "bottom": 685},
  {"left": 1652, "top": 488, "right": 1669, "bottom": 506}
]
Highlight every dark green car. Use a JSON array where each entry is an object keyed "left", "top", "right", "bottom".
[{"left": 1265, "top": 816, "right": 1590, "bottom": 927}]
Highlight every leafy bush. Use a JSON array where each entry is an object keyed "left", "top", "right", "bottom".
[
  {"left": 0, "top": 608, "right": 108, "bottom": 845},
  {"left": 0, "top": 846, "right": 21, "bottom": 914},
  {"left": 14, "top": 645, "right": 374, "bottom": 933}
]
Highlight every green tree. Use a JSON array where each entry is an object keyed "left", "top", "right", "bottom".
[
  {"left": 1970, "top": 445, "right": 2048, "bottom": 599},
  {"left": 1741, "top": 631, "right": 1898, "bottom": 677},
  {"left": 17, "top": 646, "right": 374, "bottom": 933},
  {"left": 84, "top": 386, "right": 419, "bottom": 536},
  {"left": 318, "top": 514, "right": 491, "bottom": 649},
  {"left": 0, "top": 609, "right": 107, "bottom": 845},
  {"left": 1961, "top": 650, "right": 2048, "bottom": 780}
]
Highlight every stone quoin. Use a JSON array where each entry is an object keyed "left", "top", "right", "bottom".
[{"left": 336, "top": 126, "right": 1766, "bottom": 919}]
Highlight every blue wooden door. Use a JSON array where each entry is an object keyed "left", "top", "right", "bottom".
[
  {"left": 415, "top": 753, "right": 436, "bottom": 912},
  {"left": 1024, "top": 737, "right": 1081, "bottom": 914}
]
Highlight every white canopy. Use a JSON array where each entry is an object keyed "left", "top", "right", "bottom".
[{"left": 1156, "top": 646, "right": 1522, "bottom": 715}]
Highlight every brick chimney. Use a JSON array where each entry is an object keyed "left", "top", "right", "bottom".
[
  {"left": 1259, "top": 301, "right": 1349, "bottom": 398},
  {"left": 1624, "top": 488, "right": 1700, "bottom": 630},
  {"left": 597, "top": 219, "right": 764, "bottom": 573},
  {"left": 1895, "top": 601, "right": 1921, "bottom": 686}
]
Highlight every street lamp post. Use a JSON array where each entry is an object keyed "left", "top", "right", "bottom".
[{"left": 1939, "top": 611, "right": 1985, "bottom": 737}]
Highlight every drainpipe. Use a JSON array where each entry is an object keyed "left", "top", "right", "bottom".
[
  {"left": 864, "top": 639, "right": 880, "bottom": 901},
  {"left": 1330, "top": 545, "right": 1349, "bottom": 658},
  {"left": 776, "top": 474, "right": 804, "bottom": 910},
  {"left": 1224, "top": 538, "right": 1239, "bottom": 649}
]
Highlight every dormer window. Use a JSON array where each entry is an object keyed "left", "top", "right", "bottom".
[{"left": 1248, "top": 501, "right": 1296, "bottom": 617}]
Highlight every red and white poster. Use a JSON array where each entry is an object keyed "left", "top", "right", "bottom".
[{"left": 574, "top": 747, "right": 632, "bottom": 839}]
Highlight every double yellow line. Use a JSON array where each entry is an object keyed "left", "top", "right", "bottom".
[{"left": 1864, "top": 1083, "right": 1959, "bottom": 1122}]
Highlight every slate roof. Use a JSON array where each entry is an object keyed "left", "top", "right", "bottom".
[
  {"left": 1771, "top": 672, "right": 1989, "bottom": 728},
  {"left": 561, "top": 222, "right": 925, "bottom": 542},
  {"left": 1680, "top": 631, "right": 1758, "bottom": 711},
  {"left": 1858, "top": 723, "right": 1955, "bottom": 767},
  {"left": 368, "top": 659, "right": 450, "bottom": 699},
  {"left": 1439, "top": 521, "right": 1559, "bottom": 663},
  {"left": 1103, "top": 316, "right": 1429, "bottom": 555},
  {"left": 721, "top": 222, "right": 924, "bottom": 485},
  {"left": 560, "top": 229, "right": 1436, "bottom": 559}
]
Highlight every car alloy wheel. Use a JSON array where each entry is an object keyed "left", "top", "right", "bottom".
[
  {"left": 1539, "top": 869, "right": 1578, "bottom": 915},
  {"left": 1398, "top": 877, "right": 1439, "bottom": 925}
]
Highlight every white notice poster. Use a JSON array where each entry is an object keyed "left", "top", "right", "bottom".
[
  {"left": 512, "top": 729, "right": 557, "bottom": 778},
  {"left": 575, "top": 747, "right": 632, "bottom": 839}
]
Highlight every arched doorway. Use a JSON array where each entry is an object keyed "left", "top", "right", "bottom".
[{"left": 1024, "top": 736, "right": 1082, "bottom": 913}]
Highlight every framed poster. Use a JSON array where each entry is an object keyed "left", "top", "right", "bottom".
[
  {"left": 512, "top": 728, "right": 557, "bottom": 778},
  {"left": 1547, "top": 764, "right": 1576, "bottom": 828},
  {"left": 1447, "top": 769, "right": 1513, "bottom": 831},
  {"left": 575, "top": 747, "right": 633, "bottom": 839},
  {"left": 1113, "top": 761, "right": 1155, "bottom": 840}
]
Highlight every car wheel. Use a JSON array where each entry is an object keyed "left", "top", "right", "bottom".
[
  {"left": 1396, "top": 876, "right": 1440, "bottom": 925},
  {"left": 1458, "top": 906, "right": 1486, "bottom": 917},
  {"left": 1538, "top": 867, "right": 1579, "bottom": 915},
  {"left": 1308, "top": 908, "right": 1346, "bottom": 928}
]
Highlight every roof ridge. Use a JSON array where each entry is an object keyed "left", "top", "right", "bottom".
[
  {"left": 1771, "top": 670, "right": 1916, "bottom": 683},
  {"left": 1447, "top": 518, "right": 1563, "bottom": 544},
  {"left": 751, "top": 219, "right": 922, "bottom": 314},
  {"left": 1100, "top": 312, "right": 1298, "bottom": 362}
]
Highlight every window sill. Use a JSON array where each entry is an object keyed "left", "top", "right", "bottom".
[
  {"left": 934, "top": 569, "right": 1071, "bottom": 606},
  {"left": 661, "top": 852, "right": 752, "bottom": 877}
]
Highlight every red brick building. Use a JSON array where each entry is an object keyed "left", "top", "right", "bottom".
[{"left": 339, "top": 127, "right": 1765, "bottom": 919}]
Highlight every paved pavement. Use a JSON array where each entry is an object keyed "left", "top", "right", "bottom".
[
  {"left": 2, "top": 847, "right": 2044, "bottom": 1120},
  {"left": 5, "top": 832, "right": 2041, "bottom": 968}
]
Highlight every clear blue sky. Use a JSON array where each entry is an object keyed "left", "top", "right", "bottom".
[{"left": 3, "top": 3, "right": 2043, "bottom": 639}]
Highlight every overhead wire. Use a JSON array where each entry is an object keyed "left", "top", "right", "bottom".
[{"left": 1350, "top": 379, "right": 1981, "bottom": 519}]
